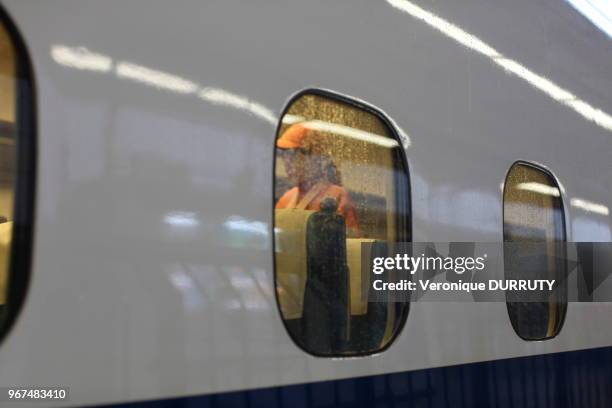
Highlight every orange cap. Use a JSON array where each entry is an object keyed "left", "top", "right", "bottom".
[{"left": 276, "top": 123, "right": 313, "bottom": 150}]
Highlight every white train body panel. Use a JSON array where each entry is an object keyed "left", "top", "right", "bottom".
[{"left": 0, "top": 0, "right": 610, "bottom": 406}]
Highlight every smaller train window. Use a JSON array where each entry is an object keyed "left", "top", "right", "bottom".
[
  {"left": 0, "top": 10, "right": 35, "bottom": 342},
  {"left": 273, "top": 90, "right": 410, "bottom": 357},
  {"left": 503, "top": 162, "right": 566, "bottom": 340}
]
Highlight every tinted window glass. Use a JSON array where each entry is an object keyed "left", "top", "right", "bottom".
[
  {"left": 503, "top": 162, "right": 566, "bottom": 340},
  {"left": 0, "top": 12, "right": 34, "bottom": 340},
  {"left": 274, "top": 91, "right": 410, "bottom": 356}
]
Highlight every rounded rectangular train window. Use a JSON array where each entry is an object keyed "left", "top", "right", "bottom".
[
  {"left": 0, "top": 12, "right": 34, "bottom": 340},
  {"left": 503, "top": 162, "right": 566, "bottom": 340},
  {"left": 273, "top": 91, "right": 410, "bottom": 356}
]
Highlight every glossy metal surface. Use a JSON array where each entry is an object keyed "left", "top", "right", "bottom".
[{"left": 0, "top": 0, "right": 610, "bottom": 406}]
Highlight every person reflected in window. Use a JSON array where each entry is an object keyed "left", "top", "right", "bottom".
[{"left": 275, "top": 123, "right": 360, "bottom": 237}]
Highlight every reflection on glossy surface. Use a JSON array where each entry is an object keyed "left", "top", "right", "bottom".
[
  {"left": 515, "top": 182, "right": 561, "bottom": 197},
  {"left": 504, "top": 163, "right": 566, "bottom": 340},
  {"left": 116, "top": 62, "right": 198, "bottom": 94},
  {"left": 223, "top": 216, "right": 268, "bottom": 237},
  {"left": 566, "top": 0, "right": 612, "bottom": 38},
  {"left": 274, "top": 92, "right": 410, "bottom": 356},
  {"left": 51, "top": 45, "right": 277, "bottom": 123},
  {"left": 299, "top": 120, "right": 399, "bottom": 149},
  {"left": 0, "top": 22, "right": 16, "bottom": 307},
  {"left": 283, "top": 109, "right": 412, "bottom": 149},
  {"left": 1, "top": 0, "right": 609, "bottom": 404},
  {"left": 50, "top": 46, "right": 112, "bottom": 72},
  {"left": 228, "top": 271, "right": 270, "bottom": 311},
  {"left": 199, "top": 88, "right": 276, "bottom": 124},
  {"left": 164, "top": 211, "right": 200, "bottom": 228},
  {"left": 222, "top": 216, "right": 269, "bottom": 250},
  {"left": 571, "top": 198, "right": 610, "bottom": 216},
  {"left": 386, "top": 0, "right": 612, "bottom": 132},
  {"left": 168, "top": 267, "right": 205, "bottom": 311}
]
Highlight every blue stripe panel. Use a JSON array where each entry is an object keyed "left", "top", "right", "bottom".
[{"left": 101, "top": 346, "right": 612, "bottom": 408}]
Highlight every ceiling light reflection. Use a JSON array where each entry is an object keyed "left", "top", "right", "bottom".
[
  {"left": 283, "top": 112, "right": 411, "bottom": 149},
  {"left": 566, "top": 0, "right": 612, "bottom": 38},
  {"left": 571, "top": 198, "right": 609, "bottom": 215},
  {"left": 164, "top": 211, "right": 200, "bottom": 227},
  {"left": 493, "top": 58, "right": 575, "bottom": 101},
  {"left": 386, "top": 0, "right": 612, "bottom": 132},
  {"left": 52, "top": 45, "right": 279, "bottom": 124},
  {"left": 282, "top": 115, "right": 408, "bottom": 148},
  {"left": 116, "top": 62, "right": 198, "bottom": 94},
  {"left": 387, "top": 0, "right": 501, "bottom": 58},
  {"left": 199, "top": 87, "right": 277, "bottom": 124},
  {"left": 282, "top": 114, "right": 306, "bottom": 125},
  {"left": 302, "top": 120, "right": 400, "bottom": 149},
  {"left": 516, "top": 182, "right": 561, "bottom": 197},
  {"left": 51, "top": 46, "right": 112, "bottom": 72},
  {"left": 223, "top": 216, "right": 268, "bottom": 237}
]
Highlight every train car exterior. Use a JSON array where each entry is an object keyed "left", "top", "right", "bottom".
[{"left": 0, "top": 0, "right": 610, "bottom": 406}]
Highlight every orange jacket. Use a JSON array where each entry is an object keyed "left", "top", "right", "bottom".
[{"left": 276, "top": 183, "right": 360, "bottom": 234}]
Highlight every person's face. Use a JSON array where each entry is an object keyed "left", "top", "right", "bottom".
[
  {"left": 281, "top": 148, "right": 320, "bottom": 187},
  {"left": 281, "top": 148, "right": 306, "bottom": 185}
]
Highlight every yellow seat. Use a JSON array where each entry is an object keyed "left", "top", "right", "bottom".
[
  {"left": 346, "top": 238, "right": 376, "bottom": 316},
  {"left": 274, "top": 209, "right": 314, "bottom": 319},
  {"left": 0, "top": 221, "right": 13, "bottom": 305}
]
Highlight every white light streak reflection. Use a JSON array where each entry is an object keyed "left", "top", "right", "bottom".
[
  {"left": 199, "top": 87, "right": 277, "bottom": 124},
  {"left": 302, "top": 120, "right": 400, "bottom": 149},
  {"left": 116, "top": 62, "right": 198, "bottom": 94},
  {"left": 566, "top": 0, "right": 612, "bottom": 38},
  {"left": 516, "top": 182, "right": 561, "bottom": 197},
  {"left": 51, "top": 46, "right": 112, "bottom": 72},
  {"left": 494, "top": 58, "right": 575, "bottom": 101},
  {"left": 281, "top": 114, "right": 306, "bottom": 125},
  {"left": 164, "top": 211, "right": 200, "bottom": 228},
  {"left": 51, "top": 45, "right": 278, "bottom": 124},
  {"left": 386, "top": 0, "right": 612, "bottom": 132},
  {"left": 50, "top": 45, "right": 415, "bottom": 145},
  {"left": 223, "top": 216, "right": 268, "bottom": 237},
  {"left": 571, "top": 198, "right": 610, "bottom": 215},
  {"left": 282, "top": 113, "right": 412, "bottom": 149}
]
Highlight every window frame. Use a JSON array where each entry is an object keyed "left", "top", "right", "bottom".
[
  {"left": 502, "top": 160, "right": 568, "bottom": 341},
  {"left": 0, "top": 5, "right": 36, "bottom": 345},
  {"left": 271, "top": 88, "right": 412, "bottom": 357}
]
